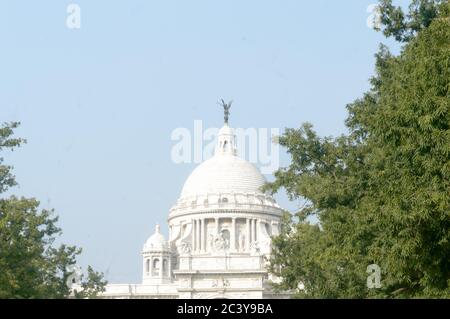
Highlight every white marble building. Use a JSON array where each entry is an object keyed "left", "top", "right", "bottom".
[{"left": 101, "top": 115, "right": 287, "bottom": 299}]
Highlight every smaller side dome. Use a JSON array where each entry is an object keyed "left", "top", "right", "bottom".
[{"left": 143, "top": 224, "right": 168, "bottom": 251}]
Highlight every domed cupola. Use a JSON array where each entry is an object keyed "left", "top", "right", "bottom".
[
  {"left": 167, "top": 100, "right": 282, "bottom": 262},
  {"left": 177, "top": 124, "right": 267, "bottom": 200},
  {"left": 142, "top": 225, "right": 172, "bottom": 284},
  {"left": 216, "top": 124, "right": 237, "bottom": 156},
  {"left": 169, "top": 104, "right": 280, "bottom": 219},
  {"left": 144, "top": 224, "right": 168, "bottom": 251},
  {"left": 168, "top": 100, "right": 282, "bottom": 220}
]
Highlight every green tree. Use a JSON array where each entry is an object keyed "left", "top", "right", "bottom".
[
  {"left": 0, "top": 122, "right": 107, "bottom": 298},
  {"left": 73, "top": 266, "right": 108, "bottom": 299},
  {"left": 265, "top": 1, "right": 450, "bottom": 298},
  {"left": 377, "top": 0, "right": 447, "bottom": 42}
]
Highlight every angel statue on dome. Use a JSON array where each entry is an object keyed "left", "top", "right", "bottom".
[{"left": 219, "top": 99, "right": 232, "bottom": 124}]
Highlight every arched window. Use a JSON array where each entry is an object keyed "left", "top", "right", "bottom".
[
  {"left": 152, "top": 258, "right": 160, "bottom": 276},
  {"left": 265, "top": 223, "right": 272, "bottom": 236}
]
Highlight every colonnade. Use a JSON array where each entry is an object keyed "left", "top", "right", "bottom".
[{"left": 190, "top": 217, "right": 261, "bottom": 253}]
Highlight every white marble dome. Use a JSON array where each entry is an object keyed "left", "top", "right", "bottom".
[
  {"left": 180, "top": 154, "right": 266, "bottom": 199},
  {"left": 169, "top": 123, "right": 282, "bottom": 218},
  {"left": 143, "top": 225, "right": 168, "bottom": 251}
]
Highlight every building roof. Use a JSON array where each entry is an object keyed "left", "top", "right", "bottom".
[
  {"left": 143, "top": 225, "right": 168, "bottom": 251},
  {"left": 179, "top": 124, "right": 266, "bottom": 199}
]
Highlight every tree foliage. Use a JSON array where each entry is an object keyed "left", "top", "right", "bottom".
[
  {"left": 377, "top": 0, "right": 447, "bottom": 42},
  {"left": 0, "top": 122, "right": 107, "bottom": 298},
  {"left": 266, "top": 1, "right": 450, "bottom": 298}
]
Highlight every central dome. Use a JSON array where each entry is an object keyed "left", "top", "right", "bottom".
[
  {"left": 179, "top": 124, "right": 267, "bottom": 199},
  {"left": 180, "top": 154, "right": 266, "bottom": 199},
  {"left": 169, "top": 123, "right": 282, "bottom": 219}
]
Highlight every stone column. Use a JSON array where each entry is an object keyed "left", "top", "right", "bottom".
[
  {"left": 246, "top": 218, "right": 251, "bottom": 250},
  {"left": 256, "top": 219, "right": 260, "bottom": 242},
  {"left": 196, "top": 219, "right": 200, "bottom": 253},
  {"left": 160, "top": 257, "right": 164, "bottom": 279},
  {"left": 193, "top": 220, "right": 196, "bottom": 252},
  {"left": 198, "top": 219, "right": 203, "bottom": 252},
  {"left": 203, "top": 219, "right": 208, "bottom": 252},
  {"left": 250, "top": 219, "right": 253, "bottom": 243},
  {"left": 231, "top": 217, "right": 236, "bottom": 252},
  {"left": 168, "top": 256, "right": 171, "bottom": 279},
  {"left": 200, "top": 219, "right": 205, "bottom": 252},
  {"left": 215, "top": 218, "right": 219, "bottom": 234},
  {"left": 143, "top": 257, "right": 147, "bottom": 277},
  {"left": 200, "top": 219, "right": 204, "bottom": 252},
  {"left": 142, "top": 257, "right": 145, "bottom": 277},
  {"left": 150, "top": 256, "right": 153, "bottom": 277},
  {"left": 191, "top": 219, "right": 195, "bottom": 252},
  {"left": 251, "top": 219, "right": 256, "bottom": 242}
]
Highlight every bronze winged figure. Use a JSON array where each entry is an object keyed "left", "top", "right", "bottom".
[{"left": 219, "top": 99, "right": 233, "bottom": 124}]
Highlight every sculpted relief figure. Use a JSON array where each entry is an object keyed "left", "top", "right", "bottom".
[
  {"left": 250, "top": 241, "right": 261, "bottom": 255},
  {"left": 208, "top": 234, "right": 219, "bottom": 252},
  {"left": 209, "top": 230, "right": 229, "bottom": 252},
  {"left": 213, "top": 234, "right": 226, "bottom": 251},
  {"left": 212, "top": 278, "right": 230, "bottom": 288},
  {"left": 238, "top": 232, "right": 245, "bottom": 252},
  {"left": 177, "top": 241, "right": 191, "bottom": 255}
]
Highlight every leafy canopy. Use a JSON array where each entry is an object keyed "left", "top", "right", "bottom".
[
  {"left": 265, "top": 0, "right": 450, "bottom": 298},
  {"left": 0, "top": 122, "right": 107, "bottom": 298}
]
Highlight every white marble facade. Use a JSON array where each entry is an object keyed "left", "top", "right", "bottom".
[{"left": 100, "top": 121, "right": 287, "bottom": 299}]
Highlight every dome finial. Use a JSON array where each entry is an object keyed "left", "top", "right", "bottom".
[
  {"left": 155, "top": 224, "right": 160, "bottom": 234},
  {"left": 218, "top": 99, "right": 233, "bottom": 125}
]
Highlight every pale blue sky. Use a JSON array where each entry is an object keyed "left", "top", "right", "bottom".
[{"left": 0, "top": 1, "right": 405, "bottom": 283}]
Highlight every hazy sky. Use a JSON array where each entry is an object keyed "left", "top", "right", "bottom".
[{"left": 0, "top": 1, "right": 405, "bottom": 283}]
